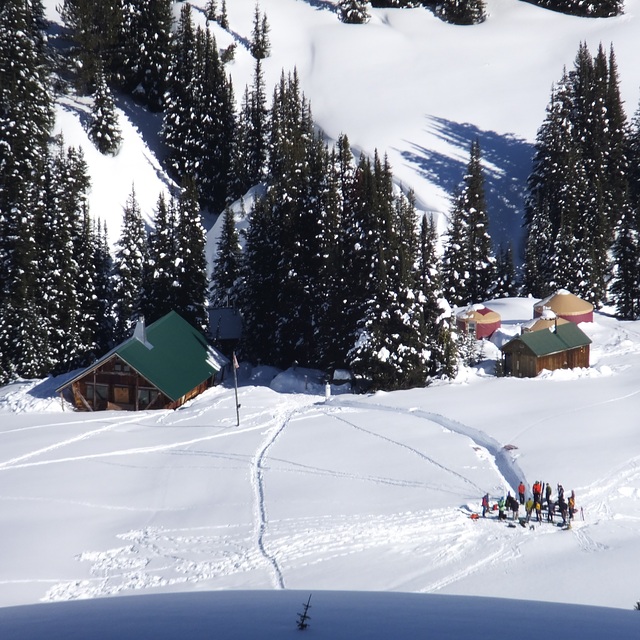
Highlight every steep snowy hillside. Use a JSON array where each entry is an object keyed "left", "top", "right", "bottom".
[{"left": 43, "top": 0, "right": 640, "bottom": 253}]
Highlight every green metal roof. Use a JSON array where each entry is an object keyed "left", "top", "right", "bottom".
[
  {"left": 57, "top": 311, "right": 228, "bottom": 401},
  {"left": 501, "top": 322, "right": 591, "bottom": 357}
]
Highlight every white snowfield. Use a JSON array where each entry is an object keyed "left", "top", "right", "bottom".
[{"left": 1, "top": 299, "right": 640, "bottom": 639}]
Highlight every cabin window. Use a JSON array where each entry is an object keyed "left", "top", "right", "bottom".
[
  {"left": 468, "top": 321, "right": 476, "bottom": 335},
  {"left": 86, "top": 383, "right": 108, "bottom": 401},
  {"left": 138, "top": 388, "right": 160, "bottom": 407},
  {"left": 113, "top": 362, "right": 131, "bottom": 373}
]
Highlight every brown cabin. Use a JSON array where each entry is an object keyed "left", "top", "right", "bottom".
[
  {"left": 56, "top": 311, "right": 228, "bottom": 411},
  {"left": 500, "top": 322, "right": 591, "bottom": 378}
]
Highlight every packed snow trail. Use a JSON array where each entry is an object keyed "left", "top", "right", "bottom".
[
  {"left": 326, "top": 411, "right": 486, "bottom": 494},
  {"left": 326, "top": 399, "right": 527, "bottom": 494}
]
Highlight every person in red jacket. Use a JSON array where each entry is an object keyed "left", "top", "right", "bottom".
[{"left": 518, "top": 481, "right": 525, "bottom": 505}]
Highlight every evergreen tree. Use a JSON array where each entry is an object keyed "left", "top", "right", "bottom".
[
  {"left": 173, "top": 179, "right": 209, "bottom": 331},
  {"left": 611, "top": 205, "right": 640, "bottom": 319},
  {"left": 91, "top": 220, "right": 115, "bottom": 355},
  {"left": 0, "top": 0, "right": 53, "bottom": 325},
  {"left": 112, "top": 185, "right": 148, "bottom": 343},
  {"left": 205, "top": 0, "right": 217, "bottom": 21},
  {"left": 162, "top": 6, "right": 235, "bottom": 211},
  {"left": 116, "top": 0, "right": 172, "bottom": 111},
  {"left": 436, "top": 0, "right": 486, "bottom": 25},
  {"left": 59, "top": 0, "right": 122, "bottom": 92},
  {"left": 338, "top": 0, "right": 370, "bottom": 23},
  {"left": 211, "top": 204, "right": 242, "bottom": 308},
  {"left": 493, "top": 243, "right": 518, "bottom": 298},
  {"left": 442, "top": 140, "right": 495, "bottom": 306},
  {"left": 38, "top": 141, "right": 93, "bottom": 373},
  {"left": 143, "top": 192, "right": 179, "bottom": 324},
  {"left": 231, "top": 58, "right": 269, "bottom": 199},
  {"left": 250, "top": 3, "right": 270, "bottom": 59},
  {"left": 218, "top": 0, "right": 229, "bottom": 29},
  {"left": 89, "top": 65, "right": 122, "bottom": 155}
]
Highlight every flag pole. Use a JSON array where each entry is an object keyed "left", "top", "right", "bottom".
[{"left": 232, "top": 351, "right": 240, "bottom": 426}]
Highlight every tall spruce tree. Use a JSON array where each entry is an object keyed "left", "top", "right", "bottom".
[
  {"left": 442, "top": 140, "right": 495, "bottom": 306},
  {"left": 89, "top": 65, "right": 122, "bottom": 155},
  {"left": 611, "top": 205, "right": 640, "bottom": 320},
  {"left": 116, "top": 0, "right": 173, "bottom": 111},
  {"left": 59, "top": 0, "right": 122, "bottom": 92},
  {"left": 211, "top": 205, "right": 242, "bottom": 308},
  {"left": 173, "top": 179, "right": 209, "bottom": 331},
  {"left": 0, "top": 0, "right": 52, "bottom": 381},
  {"left": 143, "top": 192, "right": 179, "bottom": 324},
  {"left": 112, "top": 185, "right": 148, "bottom": 343},
  {"left": 250, "top": 3, "right": 270, "bottom": 59}
]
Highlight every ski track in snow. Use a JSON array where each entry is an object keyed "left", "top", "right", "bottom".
[
  {"left": 325, "top": 409, "right": 485, "bottom": 494},
  {"left": 326, "top": 399, "right": 526, "bottom": 493}
]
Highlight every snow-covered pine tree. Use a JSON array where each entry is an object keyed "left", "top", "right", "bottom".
[
  {"left": 0, "top": 0, "right": 54, "bottom": 382},
  {"left": 414, "top": 212, "right": 458, "bottom": 382},
  {"left": 37, "top": 142, "right": 94, "bottom": 373},
  {"left": 210, "top": 205, "right": 242, "bottom": 308},
  {"left": 143, "top": 192, "right": 179, "bottom": 324},
  {"left": 493, "top": 243, "right": 518, "bottom": 298},
  {"left": 436, "top": 0, "right": 486, "bottom": 25},
  {"left": 174, "top": 179, "right": 209, "bottom": 332},
  {"left": 162, "top": 7, "right": 236, "bottom": 212},
  {"left": 338, "top": 0, "right": 371, "bottom": 24},
  {"left": 116, "top": 0, "right": 172, "bottom": 111},
  {"left": 218, "top": 0, "right": 229, "bottom": 29},
  {"left": 89, "top": 65, "right": 122, "bottom": 155},
  {"left": 90, "top": 219, "right": 115, "bottom": 355},
  {"left": 195, "top": 26, "right": 236, "bottom": 212},
  {"left": 59, "top": 0, "right": 122, "bottom": 92},
  {"left": 161, "top": 3, "right": 199, "bottom": 187},
  {"left": 232, "top": 58, "right": 269, "bottom": 198},
  {"left": 610, "top": 205, "right": 640, "bottom": 320},
  {"left": 442, "top": 140, "right": 495, "bottom": 307},
  {"left": 250, "top": 3, "right": 271, "bottom": 59},
  {"left": 346, "top": 153, "right": 429, "bottom": 390},
  {"left": 238, "top": 194, "right": 281, "bottom": 365},
  {"left": 205, "top": 0, "right": 217, "bottom": 21},
  {"left": 112, "top": 185, "right": 149, "bottom": 343}
]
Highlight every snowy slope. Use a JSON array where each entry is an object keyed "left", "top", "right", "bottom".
[
  {"left": 1, "top": 300, "right": 640, "bottom": 624},
  {"left": 45, "top": 0, "right": 640, "bottom": 251}
]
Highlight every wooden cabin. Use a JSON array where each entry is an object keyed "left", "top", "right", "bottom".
[
  {"left": 56, "top": 311, "right": 228, "bottom": 411},
  {"left": 500, "top": 322, "right": 591, "bottom": 378}
]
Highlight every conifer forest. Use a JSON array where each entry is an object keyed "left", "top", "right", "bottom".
[{"left": 2, "top": 0, "right": 640, "bottom": 390}]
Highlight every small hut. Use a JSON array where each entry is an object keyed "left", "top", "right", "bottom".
[
  {"left": 533, "top": 289, "right": 593, "bottom": 324},
  {"left": 456, "top": 304, "right": 501, "bottom": 339},
  {"left": 56, "top": 311, "right": 228, "bottom": 411},
  {"left": 500, "top": 322, "right": 591, "bottom": 378}
]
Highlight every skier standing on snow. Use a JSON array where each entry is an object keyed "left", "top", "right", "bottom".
[
  {"left": 545, "top": 482, "right": 552, "bottom": 506},
  {"left": 568, "top": 491, "right": 576, "bottom": 520},
  {"left": 482, "top": 493, "right": 490, "bottom": 518},
  {"left": 498, "top": 496, "right": 506, "bottom": 520},
  {"left": 525, "top": 497, "right": 534, "bottom": 523},
  {"left": 518, "top": 481, "right": 525, "bottom": 505}
]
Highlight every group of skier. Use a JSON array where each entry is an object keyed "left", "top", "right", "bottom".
[{"left": 481, "top": 480, "right": 578, "bottom": 526}]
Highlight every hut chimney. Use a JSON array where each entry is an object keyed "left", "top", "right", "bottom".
[{"left": 133, "top": 316, "right": 153, "bottom": 349}]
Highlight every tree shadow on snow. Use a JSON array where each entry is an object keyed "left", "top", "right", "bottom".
[{"left": 400, "top": 117, "right": 534, "bottom": 262}]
